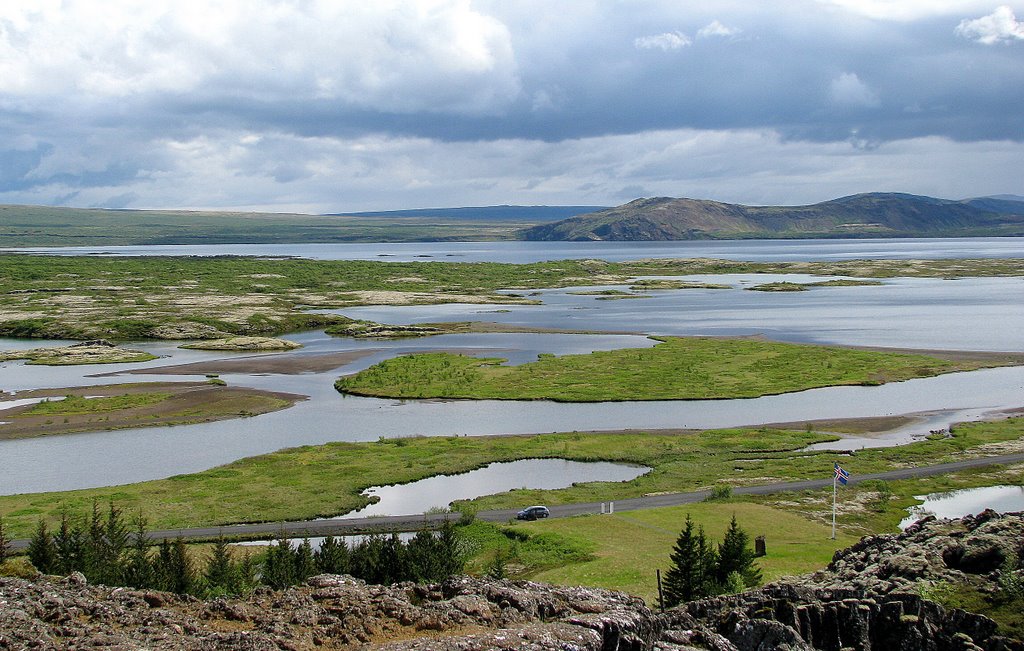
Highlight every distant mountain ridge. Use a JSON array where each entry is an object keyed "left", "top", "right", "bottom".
[{"left": 519, "top": 193, "right": 1024, "bottom": 241}]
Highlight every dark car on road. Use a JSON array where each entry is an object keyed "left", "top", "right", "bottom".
[{"left": 516, "top": 505, "right": 550, "bottom": 521}]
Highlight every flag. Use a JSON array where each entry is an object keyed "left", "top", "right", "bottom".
[{"left": 834, "top": 462, "right": 850, "bottom": 485}]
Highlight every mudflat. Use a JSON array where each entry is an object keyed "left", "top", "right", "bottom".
[{"left": 0, "top": 381, "right": 305, "bottom": 440}]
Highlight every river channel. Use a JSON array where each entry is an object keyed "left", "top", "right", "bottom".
[{"left": 1, "top": 239, "right": 1022, "bottom": 496}]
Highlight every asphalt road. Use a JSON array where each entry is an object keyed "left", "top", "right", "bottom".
[{"left": 9, "top": 452, "right": 1024, "bottom": 550}]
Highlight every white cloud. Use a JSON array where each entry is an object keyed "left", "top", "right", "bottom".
[
  {"left": 814, "top": 1, "right": 999, "bottom": 21},
  {"left": 829, "top": 72, "right": 881, "bottom": 107},
  {"left": 956, "top": 5, "right": 1024, "bottom": 43},
  {"left": 697, "top": 20, "right": 741, "bottom": 38},
  {"left": 634, "top": 31, "right": 692, "bottom": 51},
  {"left": 0, "top": 0, "right": 521, "bottom": 115}
]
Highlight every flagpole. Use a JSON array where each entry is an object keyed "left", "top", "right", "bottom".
[{"left": 831, "top": 470, "right": 837, "bottom": 540}]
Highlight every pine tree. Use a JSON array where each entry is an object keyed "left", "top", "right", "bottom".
[
  {"left": 437, "top": 520, "right": 466, "bottom": 579},
  {"left": 101, "top": 501, "right": 130, "bottom": 585},
  {"left": 261, "top": 538, "right": 296, "bottom": 589},
  {"left": 294, "top": 537, "right": 317, "bottom": 583},
  {"left": 123, "top": 514, "right": 153, "bottom": 589},
  {"left": 407, "top": 529, "right": 443, "bottom": 582},
  {"left": 315, "top": 535, "right": 350, "bottom": 575},
  {"left": 53, "top": 510, "right": 85, "bottom": 575},
  {"left": 716, "top": 515, "right": 762, "bottom": 589},
  {"left": 205, "top": 535, "right": 235, "bottom": 594},
  {"left": 0, "top": 515, "right": 10, "bottom": 566},
  {"left": 169, "top": 537, "right": 195, "bottom": 595},
  {"left": 350, "top": 534, "right": 384, "bottom": 584},
  {"left": 27, "top": 519, "right": 57, "bottom": 574},
  {"left": 380, "top": 534, "right": 408, "bottom": 584},
  {"left": 153, "top": 539, "right": 174, "bottom": 592},
  {"left": 663, "top": 514, "right": 717, "bottom": 606},
  {"left": 233, "top": 551, "right": 258, "bottom": 595}
]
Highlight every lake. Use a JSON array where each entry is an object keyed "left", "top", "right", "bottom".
[
  {"left": 1, "top": 239, "right": 1023, "bottom": 495},
  {"left": 5, "top": 236, "right": 1024, "bottom": 263}
]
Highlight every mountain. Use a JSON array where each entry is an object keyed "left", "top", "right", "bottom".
[
  {"left": 520, "top": 193, "right": 1024, "bottom": 241},
  {"left": 0, "top": 204, "right": 600, "bottom": 246}
]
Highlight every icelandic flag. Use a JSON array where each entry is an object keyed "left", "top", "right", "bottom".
[{"left": 834, "top": 462, "right": 850, "bottom": 485}]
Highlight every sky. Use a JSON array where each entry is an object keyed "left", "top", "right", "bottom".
[{"left": 0, "top": 0, "right": 1022, "bottom": 213}]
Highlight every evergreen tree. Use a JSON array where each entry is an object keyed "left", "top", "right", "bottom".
[
  {"left": 0, "top": 515, "right": 10, "bottom": 566},
  {"left": 168, "top": 537, "right": 195, "bottom": 595},
  {"left": 294, "top": 537, "right": 317, "bottom": 583},
  {"left": 205, "top": 535, "right": 235, "bottom": 594},
  {"left": 315, "top": 535, "right": 350, "bottom": 575},
  {"left": 233, "top": 551, "right": 259, "bottom": 595},
  {"left": 261, "top": 538, "right": 296, "bottom": 589},
  {"left": 350, "top": 534, "right": 385, "bottom": 584},
  {"left": 663, "top": 514, "right": 717, "bottom": 606},
  {"left": 101, "top": 501, "right": 130, "bottom": 585},
  {"left": 380, "top": 534, "right": 408, "bottom": 584},
  {"left": 53, "top": 510, "right": 85, "bottom": 575},
  {"left": 437, "top": 520, "right": 466, "bottom": 579},
  {"left": 123, "top": 514, "right": 153, "bottom": 589},
  {"left": 84, "top": 499, "right": 106, "bottom": 580},
  {"left": 27, "top": 519, "right": 57, "bottom": 574},
  {"left": 716, "top": 515, "right": 762, "bottom": 589},
  {"left": 407, "top": 529, "right": 443, "bottom": 582},
  {"left": 153, "top": 539, "right": 174, "bottom": 592}
]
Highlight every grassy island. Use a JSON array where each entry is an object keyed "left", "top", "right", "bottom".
[{"left": 335, "top": 337, "right": 1011, "bottom": 402}]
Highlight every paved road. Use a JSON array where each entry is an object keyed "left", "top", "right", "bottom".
[{"left": 9, "top": 452, "right": 1024, "bottom": 550}]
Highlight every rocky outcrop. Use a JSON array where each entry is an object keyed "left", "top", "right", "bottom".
[
  {"left": 177, "top": 336, "right": 301, "bottom": 351},
  {"left": 0, "top": 340, "right": 157, "bottom": 365},
  {"left": 1, "top": 513, "right": 1021, "bottom": 650}
]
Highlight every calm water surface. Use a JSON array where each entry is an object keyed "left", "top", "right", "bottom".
[
  {"left": 1, "top": 254, "right": 1023, "bottom": 495},
  {"left": 899, "top": 485, "right": 1024, "bottom": 529},
  {"left": 6, "top": 237, "right": 1024, "bottom": 263},
  {"left": 337, "top": 458, "right": 650, "bottom": 519}
]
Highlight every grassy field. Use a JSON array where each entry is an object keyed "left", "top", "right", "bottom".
[
  {"left": 0, "top": 204, "right": 534, "bottom": 246},
  {"left": 1, "top": 417, "right": 1021, "bottom": 540},
  {"left": 508, "top": 503, "right": 856, "bottom": 603},
  {"left": 0, "top": 254, "right": 1022, "bottom": 340},
  {"left": 336, "top": 336, "right": 1009, "bottom": 401}
]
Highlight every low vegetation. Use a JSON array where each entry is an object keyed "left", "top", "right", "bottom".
[
  {"left": 0, "top": 342, "right": 157, "bottom": 365},
  {"left": 336, "top": 336, "right": 1009, "bottom": 402},
  {"left": 0, "top": 254, "right": 1021, "bottom": 341},
  {"left": 2, "top": 416, "right": 1022, "bottom": 540},
  {"left": 0, "top": 383, "right": 300, "bottom": 440}
]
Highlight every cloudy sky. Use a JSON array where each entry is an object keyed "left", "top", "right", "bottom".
[{"left": 1, "top": 1, "right": 1022, "bottom": 212}]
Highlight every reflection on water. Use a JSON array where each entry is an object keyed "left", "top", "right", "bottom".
[
  {"left": 7, "top": 237, "right": 1024, "bottom": 263},
  {"left": 899, "top": 485, "right": 1024, "bottom": 529},
  {"left": 336, "top": 458, "right": 650, "bottom": 519}
]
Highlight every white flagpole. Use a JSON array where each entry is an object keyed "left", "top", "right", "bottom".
[{"left": 831, "top": 470, "right": 837, "bottom": 540}]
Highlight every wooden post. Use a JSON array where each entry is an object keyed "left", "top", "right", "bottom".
[
  {"left": 755, "top": 535, "right": 766, "bottom": 557},
  {"left": 656, "top": 569, "right": 665, "bottom": 612}
]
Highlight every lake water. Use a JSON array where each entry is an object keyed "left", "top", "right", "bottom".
[
  {"left": 336, "top": 458, "right": 650, "bottom": 519},
  {"left": 2, "top": 238, "right": 1024, "bottom": 496},
  {"left": 5, "top": 237, "right": 1024, "bottom": 263},
  {"left": 899, "top": 485, "right": 1024, "bottom": 529}
]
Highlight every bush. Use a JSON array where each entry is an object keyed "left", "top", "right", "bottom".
[{"left": 706, "top": 485, "right": 732, "bottom": 501}]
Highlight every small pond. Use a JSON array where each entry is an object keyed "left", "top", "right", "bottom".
[
  {"left": 333, "top": 458, "right": 650, "bottom": 519},
  {"left": 235, "top": 532, "right": 418, "bottom": 552},
  {"left": 899, "top": 485, "right": 1024, "bottom": 529}
]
